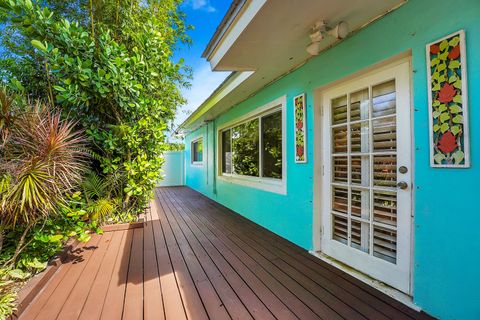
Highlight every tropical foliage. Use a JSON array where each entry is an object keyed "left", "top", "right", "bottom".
[
  {"left": 0, "top": 92, "right": 96, "bottom": 318},
  {"left": 1, "top": 0, "right": 188, "bottom": 214},
  {"left": 0, "top": 0, "right": 188, "bottom": 317}
]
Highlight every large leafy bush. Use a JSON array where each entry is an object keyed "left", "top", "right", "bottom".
[
  {"left": 0, "top": 0, "right": 189, "bottom": 214},
  {"left": 0, "top": 1, "right": 188, "bottom": 315}
]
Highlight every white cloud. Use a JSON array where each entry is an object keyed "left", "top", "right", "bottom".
[
  {"left": 174, "top": 62, "right": 229, "bottom": 130},
  {"left": 188, "top": 0, "right": 216, "bottom": 12}
]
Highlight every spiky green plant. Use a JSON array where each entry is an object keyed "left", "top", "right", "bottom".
[
  {"left": 1, "top": 106, "right": 87, "bottom": 226},
  {"left": 0, "top": 101, "right": 87, "bottom": 266}
]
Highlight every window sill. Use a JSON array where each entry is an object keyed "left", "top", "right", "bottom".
[
  {"left": 217, "top": 174, "right": 286, "bottom": 195},
  {"left": 191, "top": 162, "right": 204, "bottom": 167}
]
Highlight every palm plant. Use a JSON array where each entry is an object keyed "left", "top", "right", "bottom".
[{"left": 82, "top": 170, "right": 117, "bottom": 223}]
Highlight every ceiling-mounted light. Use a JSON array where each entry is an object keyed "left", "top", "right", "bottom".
[
  {"left": 309, "top": 21, "right": 327, "bottom": 42},
  {"left": 306, "top": 20, "right": 350, "bottom": 56},
  {"left": 328, "top": 21, "right": 349, "bottom": 39},
  {"left": 306, "top": 41, "right": 322, "bottom": 56}
]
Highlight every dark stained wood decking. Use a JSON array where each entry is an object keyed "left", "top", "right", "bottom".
[{"left": 18, "top": 187, "right": 434, "bottom": 320}]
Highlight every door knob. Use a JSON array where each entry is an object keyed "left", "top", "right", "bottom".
[{"left": 397, "top": 181, "right": 408, "bottom": 190}]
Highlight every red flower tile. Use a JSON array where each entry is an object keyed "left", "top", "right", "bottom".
[
  {"left": 438, "top": 83, "right": 456, "bottom": 103},
  {"left": 448, "top": 45, "right": 460, "bottom": 60},
  {"left": 437, "top": 131, "right": 458, "bottom": 154},
  {"left": 296, "top": 146, "right": 304, "bottom": 157},
  {"left": 430, "top": 44, "right": 440, "bottom": 54}
]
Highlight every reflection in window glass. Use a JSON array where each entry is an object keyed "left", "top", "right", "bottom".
[
  {"left": 262, "top": 111, "right": 282, "bottom": 178},
  {"left": 221, "top": 129, "right": 232, "bottom": 173},
  {"left": 232, "top": 119, "right": 259, "bottom": 177},
  {"left": 192, "top": 139, "right": 203, "bottom": 163}
]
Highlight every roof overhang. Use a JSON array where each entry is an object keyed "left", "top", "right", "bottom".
[
  {"left": 178, "top": 0, "right": 407, "bottom": 133},
  {"left": 176, "top": 71, "right": 254, "bottom": 135}
]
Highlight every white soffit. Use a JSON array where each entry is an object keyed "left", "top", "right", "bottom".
[
  {"left": 180, "top": 0, "right": 407, "bottom": 132},
  {"left": 207, "top": 0, "right": 267, "bottom": 70},
  {"left": 210, "top": 0, "right": 406, "bottom": 72}
]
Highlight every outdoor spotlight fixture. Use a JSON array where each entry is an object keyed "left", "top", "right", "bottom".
[
  {"left": 328, "top": 21, "right": 350, "bottom": 39},
  {"left": 306, "top": 20, "right": 349, "bottom": 56}
]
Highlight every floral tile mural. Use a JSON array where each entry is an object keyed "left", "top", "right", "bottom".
[
  {"left": 427, "top": 30, "right": 470, "bottom": 167},
  {"left": 294, "top": 93, "right": 307, "bottom": 163}
]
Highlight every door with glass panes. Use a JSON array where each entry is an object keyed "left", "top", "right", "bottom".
[{"left": 321, "top": 60, "right": 412, "bottom": 294}]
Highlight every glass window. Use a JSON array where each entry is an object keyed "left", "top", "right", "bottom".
[
  {"left": 221, "top": 130, "right": 232, "bottom": 174},
  {"left": 220, "top": 107, "right": 283, "bottom": 180},
  {"left": 232, "top": 118, "right": 259, "bottom": 177},
  {"left": 192, "top": 139, "right": 203, "bottom": 163},
  {"left": 261, "top": 111, "right": 282, "bottom": 178}
]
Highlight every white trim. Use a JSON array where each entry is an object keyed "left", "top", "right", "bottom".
[
  {"left": 208, "top": 0, "right": 267, "bottom": 69},
  {"left": 191, "top": 136, "right": 204, "bottom": 166},
  {"left": 315, "top": 57, "right": 413, "bottom": 294},
  {"left": 217, "top": 95, "right": 287, "bottom": 195},
  {"left": 177, "top": 71, "right": 255, "bottom": 134},
  {"left": 426, "top": 29, "right": 470, "bottom": 168},
  {"left": 308, "top": 251, "right": 421, "bottom": 312},
  {"left": 313, "top": 53, "right": 412, "bottom": 254}
]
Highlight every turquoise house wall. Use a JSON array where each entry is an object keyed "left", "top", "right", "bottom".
[{"left": 184, "top": 0, "right": 480, "bottom": 319}]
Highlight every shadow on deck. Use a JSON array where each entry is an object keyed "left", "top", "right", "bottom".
[{"left": 16, "top": 187, "right": 434, "bottom": 320}]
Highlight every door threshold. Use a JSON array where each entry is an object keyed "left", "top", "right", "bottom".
[{"left": 309, "top": 250, "right": 421, "bottom": 312}]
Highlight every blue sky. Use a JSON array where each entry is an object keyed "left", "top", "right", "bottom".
[{"left": 173, "top": 0, "right": 232, "bottom": 132}]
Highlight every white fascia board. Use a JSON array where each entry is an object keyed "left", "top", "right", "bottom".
[
  {"left": 208, "top": 0, "right": 267, "bottom": 70},
  {"left": 177, "top": 71, "right": 255, "bottom": 134}
]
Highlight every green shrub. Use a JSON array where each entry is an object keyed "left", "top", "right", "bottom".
[
  {"left": 1, "top": 0, "right": 189, "bottom": 215},
  {"left": 0, "top": 267, "right": 30, "bottom": 319}
]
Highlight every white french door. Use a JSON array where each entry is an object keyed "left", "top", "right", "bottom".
[{"left": 320, "top": 60, "right": 413, "bottom": 294}]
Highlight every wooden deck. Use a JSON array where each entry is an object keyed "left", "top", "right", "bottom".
[{"left": 17, "top": 186, "right": 434, "bottom": 320}]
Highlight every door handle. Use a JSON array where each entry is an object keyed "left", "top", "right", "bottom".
[{"left": 397, "top": 181, "right": 408, "bottom": 190}]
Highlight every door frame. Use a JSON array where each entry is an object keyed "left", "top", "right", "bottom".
[{"left": 312, "top": 53, "right": 415, "bottom": 295}]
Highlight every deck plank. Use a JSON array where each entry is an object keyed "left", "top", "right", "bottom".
[
  {"left": 158, "top": 188, "right": 269, "bottom": 320},
  {"left": 153, "top": 194, "right": 211, "bottom": 320},
  {"left": 155, "top": 189, "right": 231, "bottom": 320},
  {"left": 177, "top": 190, "right": 385, "bottom": 320},
  {"left": 143, "top": 207, "right": 165, "bottom": 320},
  {"left": 165, "top": 188, "right": 321, "bottom": 320},
  {"left": 100, "top": 229, "right": 134, "bottom": 319},
  {"left": 166, "top": 187, "right": 340, "bottom": 320},
  {"left": 34, "top": 234, "right": 103, "bottom": 320},
  {"left": 175, "top": 187, "right": 432, "bottom": 320},
  {"left": 17, "top": 186, "right": 435, "bottom": 320},
  {"left": 78, "top": 230, "right": 126, "bottom": 320},
  {"left": 19, "top": 241, "right": 87, "bottom": 320},
  {"left": 123, "top": 227, "right": 145, "bottom": 320},
  {"left": 149, "top": 199, "right": 188, "bottom": 320},
  {"left": 56, "top": 232, "right": 114, "bottom": 320}
]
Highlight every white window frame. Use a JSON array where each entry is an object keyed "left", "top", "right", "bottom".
[
  {"left": 217, "top": 96, "right": 287, "bottom": 195},
  {"left": 191, "top": 137, "right": 204, "bottom": 166}
]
